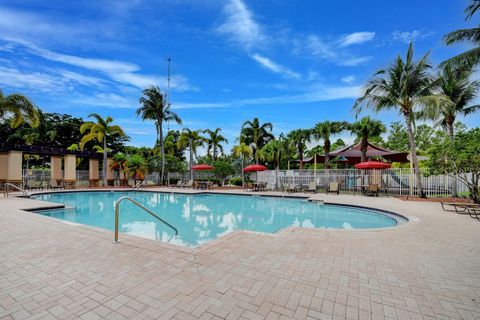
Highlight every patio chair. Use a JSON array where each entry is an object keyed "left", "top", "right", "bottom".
[
  {"left": 259, "top": 182, "right": 267, "bottom": 191},
  {"left": 306, "top": 181, "right": 317, "bottom": 193},
  {"left": 173, "top": 180, "right": 182, "bottom": 188},
  {"left": 364, "top": 184, "right": 380, "bottom": 197},
  {"left": 244, "top": 182, "right": 253, "bottom": 191},
  {"left": 467, "top": 207, "right": 480, "bottom": 220},
  {"left": 326, "top": 182, "right": 339, "bottom": 195},
  {"left": 285, "top": 183, "right": 297, "bottom": 193},
  {"left": 440, "top": 202, "right": 479, "bottom": 214}
]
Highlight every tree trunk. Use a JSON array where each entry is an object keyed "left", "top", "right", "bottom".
[
  {"left": 275, "top": 165, "right": 279, "bottom": 190},
  {"left": 405, "top": 115, "right": 425, "bottom": 198},
  {"left": 159, "top": 122, "right": 165, "bottom": 185},
  {"left": 361, "top": 137, "right": 368, "bottom": 163},
  {"left": 324, "top": 140, "right": 330, "bottom": 169},
  {"left": 447, "top": 121, "right": 457, "bottom": 197},
  {"left": 241, "top": 156, "right": 245, "bottom": 187},
  {"left": 189, "top": 138, "right": 193, "bottom": 181},
  {"left": 103, "top": 136, "right": 108, "bottom": 187}
]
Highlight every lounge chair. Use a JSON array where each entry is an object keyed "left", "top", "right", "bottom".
[
  {"left": 306, "top": 181, "right": 317, "bottom": 193},
  {"left": 364, "top": 184, "right": 380, "bottom": 197},
  {"left": 244, "top": 182, "right": 253, "bottom": 191},
  {"left": 467, "top": 207, "right": 480, "bottom": 220},
  {"left": 441, "top": 202, "right": 479, "bottom": 214},
  {"left": 259, "top": 182, "right": 267, "bottom": 191},
  {"left": 50, "top": 180, "right": 64, "bottom": 190},
  {"left": 173, "top": 180, "right": 182, "bottom": 188},
  {"left": 326, "top": 182, "right": 339, "bottom": 195}
]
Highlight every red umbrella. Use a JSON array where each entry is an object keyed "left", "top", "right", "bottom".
[
  {"left": 355, "top": 161, "right": 392, "bottom": 170},
  {"left": 243, "top": 164, "right": 267, "bottom": 172},
  {"left": 192, "top": 164, "right": 214, "bottom": 171}
]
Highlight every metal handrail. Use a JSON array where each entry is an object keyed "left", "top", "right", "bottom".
[
  {"left": 114, "top": 196, "right": 178, "bottom": 243},
  {"left": 3, "top": 183, "right": 28, "bottom": 197}
]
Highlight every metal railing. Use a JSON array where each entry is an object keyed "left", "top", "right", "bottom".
[
  {"left": 132, "top": 180, "right": 145, "bottom": 190},
  {"left": 3, "top": 183, "right": 29, "bottom": 197},
  {"left": 114, "top": 196, "right": 178, "bottom": 243}
]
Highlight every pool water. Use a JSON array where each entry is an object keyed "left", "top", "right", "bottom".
[{"left": 32, "top": 191, "right": 402, "bottom": 246}]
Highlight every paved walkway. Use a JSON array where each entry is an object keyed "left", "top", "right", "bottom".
[{"left": 1, "top": 189, "right": 479, "bottom": 320}]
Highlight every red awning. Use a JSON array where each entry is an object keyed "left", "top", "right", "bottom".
[
  {"left": 243, "top": 164, "right": 267, "bottom": 172},
  {"left": 354, "top": 161, "right": 392, "bottom": 170},
  {"left": 192, "top": 164, "right": 214, "bottom": 171}
]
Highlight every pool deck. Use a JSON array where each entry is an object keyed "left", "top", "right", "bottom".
[{"left": 1, "top": 188, "right": 479, "bottom": 320}]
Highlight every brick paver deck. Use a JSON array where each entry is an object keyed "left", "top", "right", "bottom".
[{"left": 1, "top": 189, "right": 479, "bottom": 320}]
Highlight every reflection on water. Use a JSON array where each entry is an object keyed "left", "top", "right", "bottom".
[{"left": 33, "top": 192, "right": 400, "bottom": 247}]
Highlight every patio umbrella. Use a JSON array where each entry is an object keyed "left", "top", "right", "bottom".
[
  {"left": 354, "top": 161, "right": 392, "bottom": 170},
  {"left": 191, "top": 164, "right": 214, "bottom": 170},
  {"left": 243, "top": 164, "right": 267, "bottom": 172}
]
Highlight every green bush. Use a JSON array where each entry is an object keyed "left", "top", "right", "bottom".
[{"left": 229, "top": 177, "right": 243, "bottom": 186}]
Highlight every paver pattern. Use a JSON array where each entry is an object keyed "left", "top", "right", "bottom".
[{"left": 1, "top": 189, "right": 480, "bottom": 320}]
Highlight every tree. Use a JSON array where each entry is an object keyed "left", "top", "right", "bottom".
[
  {"left": 137, "top": 86, "right": 182, "bottom": 184},
  {"left": 178, "top": 129, "right": 206, "bottom": 181},
  {"left": 331, "top": 139, "right": 346, "bottom": 151},
  {"left": 110, "top": 152, "right": 129, "bottom": 184},
  {"left": 427, "top": 128, "right": 480, "bottom": 203},
  {"left": 287, "top": 129, "right": 311, "bottom": 169},
  {"left": 349, "top": 117, "right": 386, "bottom": 162},
  {"left": 80, "top": 114, "right": 126, "bottom": 186},
  {"left": 0, "top": 89, "right": 39, "bottom": 128},
  {"left": 240, "top": 118, "right": 274, "bottom": 164},
  {"left": 126, "top": 154, "right": 148, "bottom": 184},
  {"left": 311, "top": 121, "right": 348, "bottom": 168},
  {"left": 212, "top": 160, "right": 235, "bottom": 185},
  {"left": 424, "top": 66, "right": 480, "bottom": 140},
  {"left": 205, "top": 128, "right": 228, "bottom": 160},
  {"left": 442, "top": 0, "right": 480, "bottom": 70},
  {"left": 232, "top": 143, "right": 253, "bottom": 187},
  {"left": 259, "top": 139, "right": 291, "bottom": 189},
  {"left": 353, "top": 43, "right": 439, "bottom": 198},
  {"left": 13, "top": 110, "right": 57, "bottom": 146}
]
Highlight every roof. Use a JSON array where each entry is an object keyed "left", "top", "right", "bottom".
[{"left": 302, "top": 141, "right": 409, "bottom": 164}]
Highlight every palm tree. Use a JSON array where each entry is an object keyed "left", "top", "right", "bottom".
[
  {"left": 442, "top": 1, "right": 480, "bottom": 70},
  {"left": 80, "top": 114, "right": 126, "bottom": 186},
  {"left": 259, "top": 139, "right": 290, "bottom": 189},
  {"left": 353, "top": 43, "right": 439, "bottom": 198},
  {"left": 126, "top": 154, "right": 148, "bottom": 184},
  {"left": 240, "top": 118, "right": 274, "bottom": 164},
  {"left": 178, "top": 129, "right": 206, "bottom": 181},
  {"left": 18, "top": 111, "right": 57, "bottom": 145},
  {"left": 311, "top": 121, "right": 348, "bottom": 168},
  {"left": 137, "top": 86, "right": 182, "bottom": 184},
  {"left": 0, "top": 89, "right": 39, "bottom": 128},
  {"left": 349, "top": 117, "right": 386, "bottom": 162},
  {"left": 110, "top": 152, "right": 129, "bottom": 185},
  {"left": 233, "top": 143, "right": 253, "bottom": 187},
  {"left": 205, "top": 128, "right": 228, "bottom": 160},
  {"left": 287, "top": 129, "right": 311, "bottom": 169},
  {"left": 426, "top": 66, "right": 480, "bottom": 140}
]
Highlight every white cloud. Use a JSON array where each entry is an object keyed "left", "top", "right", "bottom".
[
  {"left": 392, "top": 30, "right": 432, "bottom": 44},
  {"left": 2, "top": 38, "right": 197, "bottom": 92},
  {"left": 251, "top": 53, "right": 300, "bottom": 79},
  {"left": 338, "top": 56, "right": 372, "bottom": 66},
  {"left": 173, "top": 84, "right": 361, "bottom": 109},
  {"left": 216, "top": 0, "right": 265, "bottom": 50},
  {"left": 341, "top": 75, "right": 356, "bottom": 83},
  {"left": 72, "top": 93, "right": 136, "bottom": 109},
  {"left": 306, "top": 35, "right": 336, "bottom": 59},
  {"left": 0, "top": 66, "right": 60, "bottom": 92},
  {"left": 339, "top": 32, "right": 375, "bottom": 47},
  {"left": 54, "top": 69, "right": 106, "bottom": 87}
]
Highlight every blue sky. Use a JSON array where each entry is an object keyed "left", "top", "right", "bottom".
[{"left": 0, "top": 0, "right": 478, "bottom": 150}]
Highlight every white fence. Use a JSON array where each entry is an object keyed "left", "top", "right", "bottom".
[{"left": 256, "top": 168, "right": 470, "bottom": 197}]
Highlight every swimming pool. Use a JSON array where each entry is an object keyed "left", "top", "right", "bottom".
[{"left": 31, "top": 191, "right": 404, "bottom": 246}]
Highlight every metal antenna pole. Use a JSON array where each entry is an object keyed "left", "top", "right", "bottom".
[{"left": 166, "top": 57, "right": 171, "bottom": 131}]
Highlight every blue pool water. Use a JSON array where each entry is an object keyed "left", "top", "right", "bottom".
[{"left": 32, "top": 191, "right": 402, "bottom": 246}]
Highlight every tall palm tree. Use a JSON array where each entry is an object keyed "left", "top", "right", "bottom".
[
  {"left": 19, "top": 110, "right": 57, "bottom": 145},
  {"left": 205, "top": 128, "right": 228, "bottom": 160},
  {"left": 0, "top": 89, "right": 39, "bottom": 128},
  {"left": 426, "top": 66, "right": 480, "bottom": 140},
  {"left": 353, "top": 43, "right": 439, "bottom": 198},
  {"left": 349, "top": 117, "right": 386, "bottom": 162},
  {"left": 178, "top": 129, "right": 206, "bottom": 181},
  {"left": 240, "top": 118, "right": 274, "bottom": 164},
  {"left": 259, "top": 139, "right": 290, "bottom": 189},
  {"left": 233, "top": 143, "right": 253, "bottom": 187},
  {"left": 287, "top": 129, "right": 311, "bottom": 169},
  {"left": 137, "top": 86, "right": 182, "bottom": 184},
  {"left": 311, "top": 121, "right": 348, "bottom": 168},
  {"left": 442, "top": 1, "right": 480, "bottom": 69},
  {"left": 80, "top": 114, "right": 126, "bottom": 186}
]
